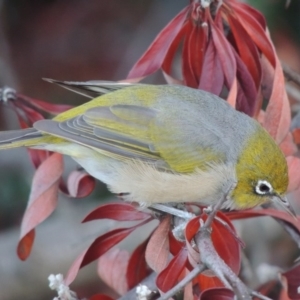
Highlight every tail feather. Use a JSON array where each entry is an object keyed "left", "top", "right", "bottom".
[{"left": 0, "top": 128, "right": 42, "bottom": 149}]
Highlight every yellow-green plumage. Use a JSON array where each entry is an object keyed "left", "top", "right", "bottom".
[{"left": 0, "top": 83, "right": 289, "bottom": 210}]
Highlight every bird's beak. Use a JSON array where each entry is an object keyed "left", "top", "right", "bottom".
[{"left": 272, "top": 195, "right": 297, "bottom": 219}]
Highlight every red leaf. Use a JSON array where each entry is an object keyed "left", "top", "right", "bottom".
[
  {"left": 263, "top": 55, "right": 291, "bottom": 144},
  {"left": 211, "top": 18, "right": 236, "bottom": 96},
  {"left": 182, "top": 21, "right": 207, "bottom": 88},
  {"left": 127, "top": 6, "right": 189, "bottom": 79},
  {"left": 156, "top": 248, "right": 188, "bottom": 292},
  {"left": 169, "top": 231, "right": 185, "bottom": 256},
  {"left": 227, "top": 209, "right": 300, "bottom": 232},
  {"left": 199, "top": 38, "right": 224, "bottom": 96},
  {"left": 98, "top": 249, "right": 129, "bottom": 296},
  {"left": 27, "top": 149, "right": 51, "bottom": 169},
  {"left": 17, "top": 153, "right": 63, "bottom": 260},
  {"left": 282, "top": 264, "right": 300, "bottom": 300},
  {"left": 199, "top": 288, "right": 235, "bottom": 300},
  {"left": 233, "top": 49, "right": 257, "bottom": 115},
  {"left": 287, "top": 156, "right": 300, "bottom": 192},
  {"left": 17, "top": 230, "right": 35, "bottom": 261},
  {"left": 89, "top": 295, "right": 113, "bottom": 300},
  {"left": 185, "top": 213, "right": 241, "bottom": 275},
  {"left": 65, "top": 221, "right": 148, "bottom": 285},
  {"left": 182, "top": 21, "right": 198, "bottom": 88},
  {"left": 67, "top": 170, "right": 96, "bottom": 198},
  {"left": 292, "top": 128, "right": 300, "bottom": 144},
  {"left": 145, "top": 215, "right": 171, "bottom": 273},
  {"left": 162, "top": 21, "right": 189, "bottom": 77},
  {"left": 231, "top": 2, "right": 276, "bottom": 67},
  {"left": 228, "top": 14, "right": 261, "bottom": 89},
  {"left": 82, "top": 202, "right": 152, "bottom": 222},
  {"left": 197, "top": 275, "right": 224, "bottom": 291},
  {"left": 126, "top": 238, "right": 150, "bottom": 289}
]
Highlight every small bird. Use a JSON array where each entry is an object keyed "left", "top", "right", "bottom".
[{"left": 0, "top": 83, "right": 292, "bottom": 212}]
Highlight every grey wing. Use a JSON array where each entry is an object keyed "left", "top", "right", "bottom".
[{"left": 34, "top": 104, "right": 165, "bottom": 165}]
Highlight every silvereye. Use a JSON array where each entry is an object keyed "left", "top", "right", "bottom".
[{"left": 0, "top": 83, "right": 292, "bottom": 212}]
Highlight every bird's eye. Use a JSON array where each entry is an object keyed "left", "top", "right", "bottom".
[{"left": 255, "top": 180, "right": 273, "bottom": 195}]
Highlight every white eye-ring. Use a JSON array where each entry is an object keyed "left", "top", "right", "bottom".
[{"left": 255, "top": 180, "right": 273, "bottom": 195}]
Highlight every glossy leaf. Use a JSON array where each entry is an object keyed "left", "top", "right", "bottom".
[
  {"left": 126, "top": 238, "right": 150, "bottom": 289},
  {"left": 233, "top": 50, "right": 257, "bottom": 115},
  {"left": 127, "top": 6, "right": 189, "bottom": 79},
  {"left": 17, "top": 153, "right": 63, "bottom": 260},
  {"left": 65, "top": 225, "right": 142, "bottom": 285},
  {"left": 211, "top": 21, "right": 236, "bottom": 95},
  {"left": 185, "top": 213, "right": 241, "bottom": 275},
  {"left": 82, "top": 202, "right": 152, "bottom": 222},
  {"left": 199, "top": 288, "right": 235, "bottom": 300},
  {"left": 228, "top": 14, "right": 261, "bottom": 89},
  {"left": 199, "top": 38, "right": 224, "bottom": 96},
  {"left": 67, "top": 170, "right": 96, "bottom": 198},
  {"left": 145, "top": 215, "right": 170, "bottom": 273},
  {"left": 231, "top": 2, "right": 275, "bottom": 67},
  {"left": 156, "top": 248, "right": 188, "bottom": 292},
  {"left": 227, "top": 209, "right": 300, "bottom": 232},
  {"left": 98, "top": 248, "right": 129, "bottom": 296},
  {"left": 197, "top": 275, "right": 224, "bottom": 291},
  {"left": 264, "top": 55, "right": 291, "bottom": 144}
]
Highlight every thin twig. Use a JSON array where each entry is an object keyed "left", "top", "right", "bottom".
[
  {"left": 156, "top": 264, "right": 206, "bottom": 300},
  {"left": 282, "top": 61, "right": 300, "bottom": 87},
  {"left": 149, "top": 203, "right": 195, "bottom": 219}
]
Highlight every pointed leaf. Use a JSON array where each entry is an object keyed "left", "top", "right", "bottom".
[
  {"left": 231, "top": 2, "right": 275, "bottom": 67},
  {"left": 126, "top": 238, "right": 150, "bottom": 289},
  {"left": 211, "top": 19, "right": 236, "bottom": 98},
  {"left": 228, "top": 14, "right": 261, "bottom": 89},
  {"left": 127, "top": 6, "right": 189, "bottom": 79},
  {"left": 185, "top": 213, "right": 241, "bottom": 275},
  {"left": 199, "top": 38, "right": 224, "bottom": 96},
  {"left": 83, "top": 202, "right": 152, "bottom": 222},
  {"left": 65, "top": 221, "right": 149, "bottom": 285},
  {"left": 227, "top": 209, "right": 300, "bottom": 233},
  {"left": 98, "top": 249, "right": 129, "bottom": 296},
  {"left": 145, "top": 215, "right": 170, "bottom": 273},
  {"left": 17, "top": 153, "right": 63, "bottom": 260},
  {"left": 156, "top": 248, "right": 188, "bottom": 292},
  {"left": 264, "top": 55, "right": 291, "bottom": 143},
  {"left": 66, "top": 170, "right": 96, "bottom": 198}
]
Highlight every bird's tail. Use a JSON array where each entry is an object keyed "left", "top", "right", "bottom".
[{"left": 0, "top": 128, "right": 42, "bottom": 150}]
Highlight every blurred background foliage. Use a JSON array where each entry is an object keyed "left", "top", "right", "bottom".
[{"left": 0, "top": 1, "right": 299, "bottom": 299}]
